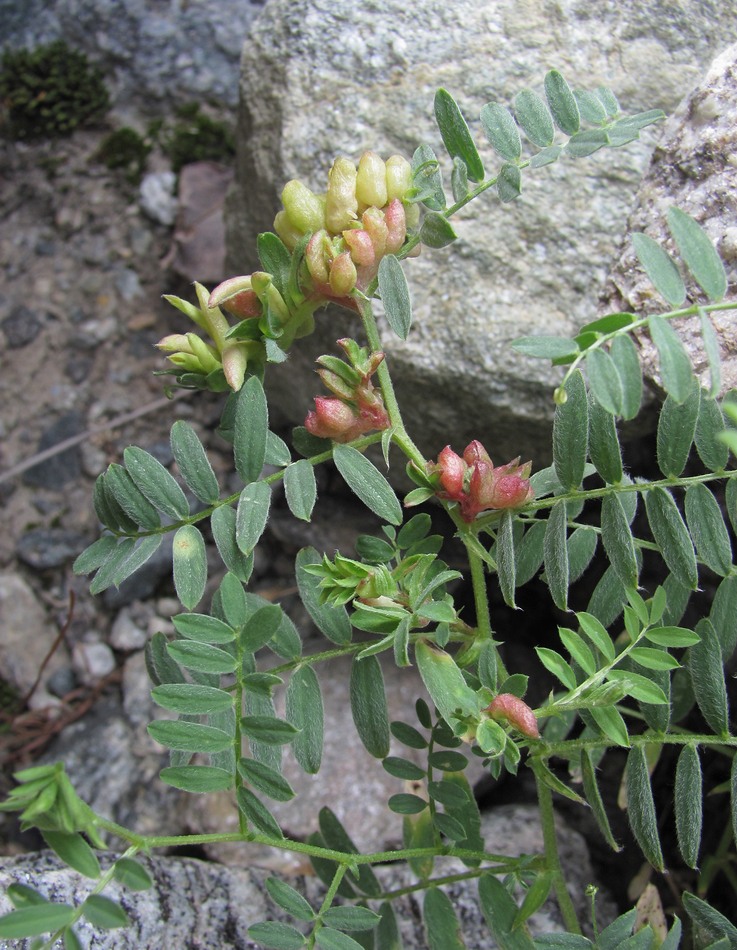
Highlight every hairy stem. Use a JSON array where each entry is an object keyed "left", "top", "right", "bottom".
[{"left": 533, "top": 765, "right": 582, "bottom": 934}]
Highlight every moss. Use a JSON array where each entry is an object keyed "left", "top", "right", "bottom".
[
  {"left": 95, "top": 126, "right": 153, "bottom": 184},
  {"left": 0, "top": 40, "right": 109, "bottom": 140},
  {"left": 159, "top": 103, "right": 235, "bottom": 174}
]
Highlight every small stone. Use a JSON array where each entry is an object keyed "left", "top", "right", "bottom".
[
  {"left": 139, "top": 171, "right": 177, "bottom": 226},
  {"left": 0, "top": 573, "right": 68, "bottom": 695},
  {"left": 72, "top": 641, "right": 117, "bottom": 685},
  {"left": 46, "top": 667, "right": 78, "bottom": 698},
  {"left": 110, "top": 608, "right": 149, "bottom": 652},
  {"left": 16, "top": 528, "right": 88, "bottom": 570},
  {"left": 1, "top": 304, "right": 43, "bottom": 348},
  {"left": 114, "top": 267, "right": 143, "bottom": 302},
  {"left": 22, "top": 412, "right": 84, "bottom": 489}
]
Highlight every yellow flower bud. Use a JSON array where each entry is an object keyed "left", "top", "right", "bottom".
[
  {"left": 325, "top": 157, "right": 358, "bottom": 233},
  {"left": 273, "top": 210, "right": 303, "bottom": 250},
  {"left": 281, "top": 179, "right": 326, "bottom": 235},
  {"left": 156, "top": 333, "right": 194, "bottom": 353},
  {"left": 356, "top": 151, "right": 388, "bottom": 209},
  {"left": 329, "top": 252, "right": 358, "bottom": 296},
  {"left": 305, "top": 230, "right": 331, "bottom": 285},
  {"left": 185, "top": 333, "right": 221, "bottom": 373},
  {"left": 251, "top": 272, "right": 290, "bottom": 324},
  {"left": 385, "top": 155, "right": 412, "bottom": 201}
]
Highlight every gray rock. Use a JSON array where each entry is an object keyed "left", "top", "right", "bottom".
[
  {"left": 1, "top": 304, "right": 43, "bottom": 348},
  {"left": 22, "top": 411, "right": 83, "bottom": 489},
  {"left": 15, "top": 527, "right": 87, "bottom": 570},
  {"left": 109, "top": 606, "right": 149, "bottom": 652},
  {"left": 139, "top": 171, "right": 177, "bottom": 227},
  {"left": 0, "top": 0, "right": 264, "bottom": 113},
  {"left": 71, "top": 640, "right": 117, "bottom": 684},
  {"left": 600, "top": 42, "right": 737, "bottom": 395},
  {"left": 226, "top": 0, "right": 737, "bottom": 467}
]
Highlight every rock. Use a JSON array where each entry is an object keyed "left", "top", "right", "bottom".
[
  {"left": 1, "top": 304, "right": 43, "bottom": 348},
  {"left": 15, "top": 527, "right": 87, "bottom": 570},
  {"left": 599, "top": 43, "right": 737, "bottom": 395},
  {"left": 139, "top": 171, "right": 177, "bottom": 226},
  {"left": 226, "top": 0, "right": 737, "bottom": 466},
  {"left": 166, "top": 161, "right": 234, "bottom": 283},
  {"left": 0, "top": 0, "right": 264, "bottom": 113},
  {"left": 0, "top": 572, "right": 68, "bottom": 696},
  {"left": 22, "top": 411, "right": 83, "bottom": 489},
  {"left": 109, "top": 606, "right": 149, "bottom": 652},
  {"left": 71, "top": 641, "right": 117, "bottom": 684}
]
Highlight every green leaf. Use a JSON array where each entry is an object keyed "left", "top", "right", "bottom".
[
  {"left": 685, "top": 483, "right": 732, "bottom": 576},
  {"left": 695, "top": 395, "right": 728, "bottom": 471},
  {"left": 123, "top": 445, "right": 189, "bottom": 520},
  {"left": 419, "top": 210, "right": 458, "bottom": 248},
  {"left": 247, "top": 920, "right": 307, "bottom": 950},
  {"left": 588, "top": 397, "right": 623, "bottom": 484},
  {"left": 544, "top": 70, "right": 580, "bottom": 135},
  {"left": 606, "top": 670, "right": 668, "bottom": 705},
  {"left": 515, "top": 521, "right": 546, "bottom": 587},
  {"left": 6, "top": 884, "right": 48, "bottom": 909},
  {"left": 574, "top": 88, "right": 608, "bottom": 124},
  {"left": 514, "top": 871, "right": 554, "bottom": 931},
  {"left": 700, "top": 311, "right": 722, "bottom": 397},
  {"left": 566, "top": 129, "right": 608, "bottom": 157},
  {"left": 512, "top": 336, "right": 579, "bottom": 359},
  {"left": 350, "top": 655, "right": 390, "bottom": 759},
  {"left": 241, "top": 604, "right": 284, "bottom": 653},
  {"left": 535, "top": 647, "right": 576, "bottom": 690},
  {"left": 497, "top": 163, "right": 521, "bottom": 203},
  {"left": 451, "top": 155, "right": 470, "bottom": 202},
  {"left": 73, "top": 534, "right": 120, "bottom": 576},
  {"left": 586, "top": 348, "right": 624, "bottom": 416},
  {"left": 173, "top": 524, "right": 207, "bottom": 610},
  {"left": 333, "top": 444, "right": 402, "bottom": 525},
  {"left": 81, "top": 895, "right": 130, "bottom": 930},
  {"left": 600, "top": 494, "right": 638, "bottom": 588},
  {"left": 415, "top": 640, "right": 480, "bottom": 728},
  {"left": 581, "top": 749, "right": 621, "bottom": 852},
  {"left": 145, "top": 631, "right": 185, "bottom": 686},
  {"left": 710, "top": 573, "right": 737, "bottom": 660},
  {"left": 688, "top": 619, "right": 730, "bottom": 734},
  {"left": 237, "top": 786, "right": 283, "bottom": 838},
  {"left": 111, "top": 535, "right": 162, "bottom": 589},
  {"left": 315, "top": 929, "right": 367, "bottom": 950},
  {"left": 610, "top": 334, "right": 643, "bottom": 421},
  {"left": 553, "top": 370, "right": 588, "bottom": 490},
  {"left": 480, "top": 101, "right": 521, "bottom": 161},
  {"left": 644, "top": 626, "right": 700, "bottom": 648},
  {"left": 265, "top": 876, "right": 314, "bottom": 921},
  {"left": 105, "top": 462, "right": 161, "bottom": 529},
  {"left": 265, "top": 430, "right": 292, "bottom": 467},
  {"left": 657, "top": 384, "right": 700, "bottom": 477},
  {"left": 514, "top": 89, "right": 555, "bottom": 147},
  {"left": 567, "top": 526, "right": 598, "bottom": 585},
  {"left": 234, "top": 375, "right": 268, "bottom": 483},
  {"left": 147, "top": 720, "right": 232, "bottom": 754},
  {"left": 628, "top": 647, "right": 680, "bottom": 671},
  {"left": 543, "top": 501, "right": 570, "bottom": 611},
  {"left": 383, "top": 756, "right": 426, "bottom": 780},
  {"left": 151, "top": 683, "right": 233, "bottom": 715},
  {"left": 258, "top": 231, "right": 292, "bottom": 297},
  {"left": 590, "top": 705, "right": 630, "bottom": 747},
  {"left": 322, "top": 906, "right": 381, "bottom": 933},
  {"left": 239, "top": 758, "right": 295, "bottom": 802},
  {"left": 236, "top": 480, "right": 271, "bottom": 554},
  {"left": 682, "top": 893, "right": 737, "bottom": 945},
  {"left": 160, "top": 764, "right": 233, "bottom": 793},
  {"left": 317, "top": 808, "right": 381, "bottom": 897},
  {"left": 667, "top": 207, "right": 727, "bottom": 301},
  {"left": 41, "top": 830, "right": 100, "bottom": 879},
  {"left": 478, "top": 873, "right": 536, "bottom": 949},
  {"left": 210, "top": 504, "right": 254, "bottom": 583},
  {"left": 378, "top": 254, "right": 413, "bottom": 339},
  {"left": 390, "top": 720, "right": 428, "bottom": 750},
  {"left": 559, "top": 627, "right": 596, "bottom": 676},
  {"left": 648, "top": 316, "right": 694, "bottom": 403},
  {"left": 0, "top": 904, "right": 75, "bottom": 938},
  {"left": 529, "top": 145, "right": 562, "bottom": 168},
  {"left": 241, "top": 715, "right": 299, "bottom": 746},
  {"left": 434, "top": 88, "right": 484, "bottom": 182},
  {"left": 631, "top": 233, "right": 686, "bottom": 306},
  {"left": 626, "top": 746, "right": 664, "bottom": 871},
  {"left": 376, "top": 902, "right": 402, "bottom": 950},
  {"left": 286, "top": 664, "right": 323, "bottom": 774},
  {"left": 644, "top": 487, "right": 698, "bottom": 590},
  {"left": 283, "top": 460, "right": 317, "bottom": 522},
  {"left": 173, "top": 613, "right": 235, "bottom": 645},
  {"left": 113, "top": 857, "right": 153, "bottom": 891},
  {"left": 166, "top": 640, "right": 237, "bottom": 675},
  {"left": 423, "top": 887, "right": 465, "bottom": 950},
  {"left": 496, "top": 512, "right": 519, "bottom": 609},
  {"left": 296, "top": 547, "right": 352, "bottom": 645},
  {"left": 675, "top": 744, "right": 702, "bottom": 868},
  {"left": 577, "top": 612, "right": 616, "bottom": 662},
  {"left": 411, "top": 143, "right": 446, "bottom": 211}
]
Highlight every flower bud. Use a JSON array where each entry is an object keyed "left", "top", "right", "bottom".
[
  {"left": 221, "top": 341, "right": 250, "bottom": 391},
  {"left": 156, "top": 333, "right": 194, "bottom": 353},
  {"left": 251, "top": 272, "right": 290, "bottom": 324},
  {"left": 342, "top": 228, "right": 376, "bottom": 268},
  {"left": 325, "top": 157, "right": 358, "bottom": 233},
  {"left": 463, "top": 440, "right": 493, "bottom": 467},
  {"left": 281, "top": 179, "right": 326, "bottom": 234},
  {"left": 305, "top": 397, "right": 361, "bottom": 441},
  {"left": 486, "top": 694, "right": 540, "bottom": 739},
  {"left": 356, "top": 151, "right": 388, "bottom": 209},
  {"left": 273, "top": 210, "right": 303, "bottom": 251},
  {"left": 361, "top": 207, "right": 388, "bottom": 258},
  {"left": 185, "top": 332, "right": 221, "bottom": 373},
  {"left": 385, "top": 154, "right": 412, "bottom": 201},
  {"left": 208, "top": 276, "right": 262, "bottom": 319},
  {"left": 305, "top": 230, "right": 331, "bottom": 285},
  {"left": 329, "top": 252, "right": 358, "bottom": 296},
  {"left": 383, "top": 198, "right": 407, "bottom": 254},
  {"left": 436, "top": 446, "right": 465, "bottom": 498}
]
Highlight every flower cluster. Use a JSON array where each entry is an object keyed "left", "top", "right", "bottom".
[
  {"left": 305, "top": 338, "right": 390, "bottom": 443},
  {"left": 276, "top": 151, "right": 418, "bottom": 305},
  {"left": 431, "top": 440, "right": 533, "bottom": 521}
]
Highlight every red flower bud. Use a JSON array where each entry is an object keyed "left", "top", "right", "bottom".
[
  {"left": 486, "top": 694, "right": 540, "bottom": 739},
  {"left": 342, "top": 228, "right": 376, "bottom": 268},
  {"left": 431, "top": 441, "right": 533, "bottom": 521},
  {"left": 436, "top": 446, "right": 465, "bottom": 498},
  {"left": 329, "top": 252, "right": 358, "bottom": 296},
  {"left": 384, "top": 198, "right": 407, "bottom": 254},
  {"left": 305, "top": 397, "right": 362, "bottom": 441}
]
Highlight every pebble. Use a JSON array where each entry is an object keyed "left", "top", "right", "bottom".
[
  {"left": 1, "top": 304, "right": 43, "bottom": 348},
  {"left": 139, "top": 171, "right": 177, "bottom": 226},
  {"left": 22, "top": 412, "right": 84, "bottom": 489},
  {"left": 109, "top": 607, "right": 149, "bottom": 651},
  {"left": 15, "top": 528, "right": 88, "bottom": 570},
  {"left": 46, "top": 666, "right": 78, "bottom": 698},
  {"left": 71, "top": 641, "right": 117, "bottom": 684}
]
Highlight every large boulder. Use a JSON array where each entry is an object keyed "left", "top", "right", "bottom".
[{"left": 226, "top": 0, "right": 737, "bottom": 466}]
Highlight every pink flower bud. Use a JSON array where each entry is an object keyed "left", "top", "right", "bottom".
[
  {"left": 342, "top": 228, "right": 376, "bottom": 268},
  {"left": 329, "top": 252, "right": 358, "bottom": 296},
  {"left": 436, "top": 446, "right": 466, "bottom": 498},
  {"left": 383, "top": 198, "right": 407, "bottom": 254},
  {"left": 305, "top": 397, "right": 362, "bottom": 441},
  {"left": 361, "top": 207, "right": 388, "bottom": 258},
  {"left": 463, "top": 440, "right": 493, "bottom": 467},
  {"left": 486, "top": 694, "right": 540, "bottom": 739},
  {"left": 222, "top": 342, "right": 249, "bottom": 391}
]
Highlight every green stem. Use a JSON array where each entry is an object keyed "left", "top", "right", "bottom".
[{"left": 533, "top": 766, "right": 582, "bottom": 934}]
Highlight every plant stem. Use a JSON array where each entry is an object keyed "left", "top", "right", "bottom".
[{"left": 534, "top": 765, "right": 582, "bottom": 934}]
